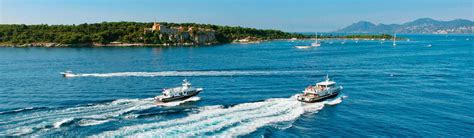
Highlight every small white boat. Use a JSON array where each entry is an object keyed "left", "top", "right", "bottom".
[
  {"left": 295, "top": 46, "right": 313, "bottom": 49},
  {"left": 289, "top": 38, "right": 298, "bottom": 42},
  {"left": 60, "top": 71, "right": 76, "bottom": 77},
  {"left": 294, "top": 32, "right": 321, "bottom": 49},
  {"left": 311, "top": 42, "right": 321, "bottom": 47},
  {"left": 311, "top": 33, "right": 321, "bottom": 47},
  {"left": 393, "top": 33, "right": 397, "bottom": 46},
  {"left": 427, "top": 44, "right": 432, "bottom": 47}
]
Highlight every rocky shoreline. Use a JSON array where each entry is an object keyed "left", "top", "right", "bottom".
[
  {"left": 0, "top": 37, "right": 399, "bottom": 48},
  {"left": 0, "top": 42, "right": 219, "bottom": 47}
]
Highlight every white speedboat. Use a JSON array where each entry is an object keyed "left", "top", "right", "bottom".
[
  {"left": 155, "top": 79, "right": 203, "bottom": 103},
  {"left": 60, "top": 71, "right": 76, "bottom": 77},
  {"left": 297, "top": 75, "right": 343, "bottom": 103}
]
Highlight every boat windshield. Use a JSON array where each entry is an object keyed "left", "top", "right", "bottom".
[
  {"left": 316, "top": 84, "right": 335, "bottom": 90},
  {"left": 318, "top": 85, "right": 326, "bottom": 90}
]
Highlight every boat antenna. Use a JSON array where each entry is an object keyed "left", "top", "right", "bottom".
[{"left": 326, "top": 74, "right": 329, "bottom": 81}]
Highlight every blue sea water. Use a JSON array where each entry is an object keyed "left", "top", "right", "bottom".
[{"left": 0, "top": 34, "right": 473, "bottom": 136}]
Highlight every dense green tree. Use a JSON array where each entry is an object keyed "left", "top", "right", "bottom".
[{"left": 0, "top": 22, "right": 390, "bottom": 46}]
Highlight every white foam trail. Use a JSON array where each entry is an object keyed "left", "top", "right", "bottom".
[
  {"left": 9, "top": 128, "right": 34, "bottom": 136},
  {"left": 325, "top": 97, "right": 343, "bottom": 106},
  {"left": 0, "top": 98, "right": 156, "bottom": 136},
  {"left": 302, "top": 102, "right": 325, "bottom": 112},
  {"left": 53, "top": 118, "right": 74, "bottom": 128},
  {"left": 156, "top": 97, "right": 201, "bottom": 107},
  {"left": 196, "top": 105, "right": 224, "bottom": 112},
  {"left": 79, "top": 119, "right": 115, "bottom": 126},
  {"left": 94, "top": 95, "right": 344, "bottom": 137},
  {"left": 68, "top": 70, "right": 314, "bottom": 78}
]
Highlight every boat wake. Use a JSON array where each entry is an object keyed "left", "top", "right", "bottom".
[
  {"left": 94, "top": 95, "right": 345, "bottom": 137},
  {"left": 325, "top": 95, "right": 347, "bottom": 106},
  {"left": 0, "top": 98, "right": 157, "bottom": 136},
  {"left": 156, "top": 96, "right": 201, "bottom": 107},
  {"left": 65, "top": 70, "right": 315, "bottom": 78},
  {"left": 0, "top": 95, "right": 344, "bottom": 136}
]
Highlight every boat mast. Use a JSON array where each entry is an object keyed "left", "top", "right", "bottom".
[
  {"left": 393, "top": 33, "right": 397, "bottom": 46},
  {"left": 315, "top": 32, "right": 318, "bottom": 43}
]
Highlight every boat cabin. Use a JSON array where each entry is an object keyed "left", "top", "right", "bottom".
[
  {"left": 297, "top": 75, "right": 342, "bottom": 102},
  {"left": 303, "top": 75, "right": 337, "bottom": 94},
  {"left": 162, "top": 79, "right": 192, "bottom": 97},
  {"left": 182, "top": 79, "right": 191, "bottom": 88},
  {"left": 316, "top": 81, "right": 336, "bottom": 90}
]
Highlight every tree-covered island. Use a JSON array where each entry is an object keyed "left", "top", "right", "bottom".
[
  {"left": 0, "top": 22, "right": 394, "bottom": 47},
  {"left": 0, "top": 22, "right": 303, "bottom": 47}
]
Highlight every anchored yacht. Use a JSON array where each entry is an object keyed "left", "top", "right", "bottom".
[
  {"left": 297, "top": 75, "right": 343, "bottom": 103},
  {"left": 311, "top": 32, "right": 321, "bottom": 47},
  {"left": 155, "top": 79, "right": 203, "bottom": 103},
  {"left": 295, "top": 32, "right": 320, "bottom": 49}
]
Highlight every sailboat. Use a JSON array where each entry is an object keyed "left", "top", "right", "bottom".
[
  {"left": 392, "top": 33, "right": 397, "bottom": 46},
  {"left": 295, "top": 32, "right": 320, "bottom": 49},
  {"left": 311, "top": 33, "right": 321, "bottom": 47}
]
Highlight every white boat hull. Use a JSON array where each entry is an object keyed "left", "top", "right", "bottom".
[
  {"left": 295, "top": 46, "right": 313, "bottom": 49},
  {"left": 311, "top": 43, "right": 321, "bottom": 47}
]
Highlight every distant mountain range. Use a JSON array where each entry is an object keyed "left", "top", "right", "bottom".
[{"left": 335, "top": 18, "right": 474, "bottom": 34}]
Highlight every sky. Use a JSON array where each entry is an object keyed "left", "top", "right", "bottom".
[{"left": 0, "top": 0, "right": 473, "bottom": 32}]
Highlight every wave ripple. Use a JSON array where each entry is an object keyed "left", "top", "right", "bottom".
[
  {"left": 0, "top": 98, "right": 156, "bottom": 136},
  {"left": 67, "top": 70, "right": 314, "bottom": 77}
]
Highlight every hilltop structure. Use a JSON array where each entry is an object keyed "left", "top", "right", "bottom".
[{"left": 144, "top": 22, "right": 216, "bottom": 44}]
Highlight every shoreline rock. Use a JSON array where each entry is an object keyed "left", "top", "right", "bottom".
[{"left": 0, "top": 42, "right": 220, "bottom": 48}]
